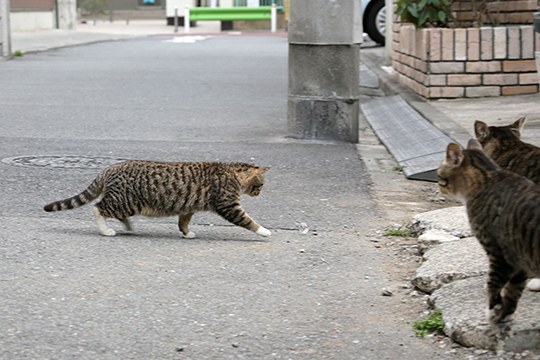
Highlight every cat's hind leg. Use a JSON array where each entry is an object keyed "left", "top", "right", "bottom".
[
  {"left": 497, "top": 270, "right": 528, "bottom": 323},
  {"left": 178, "top": 213, "right": 195, "bottom": 238},
  {"left": 92, "top": 206, "right": 116, "bottom": 236},
  {"left": 486, "top": 258, "right": 513, "bottom": 324},
  {"left": 119, "top": 218, "right": 133, "bottom": 232}
]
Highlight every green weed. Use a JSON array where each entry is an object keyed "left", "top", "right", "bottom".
[
  {"left": 383, "top": 228, "right": 415, "bottom": 238},
  {"left": 13, "top": 50, "right": 23, "bottom": 57},
  {"left": 413, "top": 310, "right": 445, "bottom": 337}
]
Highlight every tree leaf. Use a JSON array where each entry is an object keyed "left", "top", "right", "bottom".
[
  {"left": 407, "top": 3, "right": 419, "bottom": 18},
  {"left": 438, "top": 10, "right": 447, "bottom": 23}
]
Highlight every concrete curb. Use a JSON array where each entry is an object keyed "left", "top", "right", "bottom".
[{"left": 411, "top": 207, "right": 540, "bottom": 351}]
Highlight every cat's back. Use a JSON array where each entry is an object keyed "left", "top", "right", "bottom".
[{"left": 468, "top": 172, "right": 540, "bottom": 270}]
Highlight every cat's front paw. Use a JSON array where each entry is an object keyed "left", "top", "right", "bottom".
[
  {"left": 100, "top": 228, "right": 117, "bottom": 237},
  {"left": 256, "top": 226, "right": 271, "bottom": 237},
  {"left": 183, "top": 231, "right": 196, "bottom": 239}
]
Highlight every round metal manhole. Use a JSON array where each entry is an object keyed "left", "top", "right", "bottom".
[{"left": 1, "top": 155, "right": 127, "bottom": 169}]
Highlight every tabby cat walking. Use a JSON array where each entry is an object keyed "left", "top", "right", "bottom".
[
  {"left": 438, "top": 140, "right": 540, "bottom": 324},
  {"left": 44, "top": 161, "right": 271, "bottom": 238}
]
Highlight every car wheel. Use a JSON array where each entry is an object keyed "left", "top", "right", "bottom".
[{"left": 364, "top": 0, "right": 386, "bottom": 45}]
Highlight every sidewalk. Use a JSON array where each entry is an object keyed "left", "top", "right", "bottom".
[
  {"left": 10, "top": 20, "right": 222, "bottom": 54},
  {"left": 361, "top": 47, "right": 540, "bottom": 353}
]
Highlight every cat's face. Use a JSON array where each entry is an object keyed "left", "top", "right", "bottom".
[
  {"left": 243, "top": 167, "right": 269, "bottom": 197},
  {"left": 437, "top": 140, "right": 490, "bottom": 203}
]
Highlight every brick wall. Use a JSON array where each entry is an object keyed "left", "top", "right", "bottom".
[
  {"left": 453, "top": 0, "right": 539, "bottom": 27},
  {"left": 392, "top": 0, "right": 540, "bottom": 99}
]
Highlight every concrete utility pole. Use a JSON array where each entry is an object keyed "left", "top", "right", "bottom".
[
  {"left": 287, "top": 0, "right": 362, "bottom": 143},
  {"left": 0, "top": 0, "right": 11, "bottom": 57}
]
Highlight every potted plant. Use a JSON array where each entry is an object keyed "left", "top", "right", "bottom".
[{"left": 391, "top": 0, "right": 540, "bottom": 98}]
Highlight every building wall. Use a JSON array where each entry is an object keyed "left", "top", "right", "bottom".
[{"left": 10, "top": 0, "right": 76, "bottom": 31}]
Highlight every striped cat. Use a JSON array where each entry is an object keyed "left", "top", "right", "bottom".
[
  {"left": 438, "top": 139, "right": 540, "bottom": 324},
  {"left": 474, "top": 117, "right": 540, "bottom": 183},
  {"left": 475, "top": 117, "right": 540, "bottom": 291},
  {"left": 44, "top": 161, "right": 271, "bottom": 238}
]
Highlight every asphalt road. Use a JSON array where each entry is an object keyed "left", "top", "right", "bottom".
[{"left": 1, "top": 35, "right": 450, "bottom": 359}]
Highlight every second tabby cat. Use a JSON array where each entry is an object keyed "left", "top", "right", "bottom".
[
  {"left": 475, "top": 117, "right": 540, "bottom": 291},
  {"left": 474, "top": 116, "right": 540, "bottom": 183},
  {"left": 438, "top": 139, "right": 540, "bottom": 324},
  {"left": 44, "top": 160, "right": 271, "bottom": 238}
]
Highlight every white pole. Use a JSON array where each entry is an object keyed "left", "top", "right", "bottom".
[
  {"left": 174, "top": 7, "right": 178, "bottom": 33},
  {"left": 270, "top": 3, "right": 276, "bottom": 33},
  {"left": 184, "top": 6, "right": 190, "bottom": 34},
  {"left": 0, "top": 0, "right": 11, "bottom": 57}
]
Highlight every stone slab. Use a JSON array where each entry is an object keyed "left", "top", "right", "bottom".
[
  {"left": 412, "top": 237, "right": 487, "bottom": 293},
  {"left": 411, "top": 205, "right": 472, "bottom": 238},
  {"left": 431, "top": 277, "right": 540, "bottom": 351}
]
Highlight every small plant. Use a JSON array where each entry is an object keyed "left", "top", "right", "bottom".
[
  {"left": 383, "top": 228, "right": 415, "bottom": 238},
  {"left": 395, "top": 0, "right": 454, "bottom": 28},
  {"left": 79, "top": 0, "right": 108, "bottom": 18},
  {"left": 413, "top": 310, "right": 445, "bottom": 337},
  {"left": 13, "top": 50, "right": 23, "bottom": 57},
  {"left": 393, "top": 165, "right": 405, "bottom": 172}
]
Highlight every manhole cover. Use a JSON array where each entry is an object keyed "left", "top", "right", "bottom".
[{"left": 1, "top": 155, "right": 126, "bottom": 169}]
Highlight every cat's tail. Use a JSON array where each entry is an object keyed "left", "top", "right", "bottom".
[{"left": 43, "top": 176, "right": 104, "bottom": 212}]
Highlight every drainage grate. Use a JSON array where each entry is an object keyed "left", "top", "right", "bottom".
[{"left": 1, "top": 155, "right": 126, "bottom": 169}]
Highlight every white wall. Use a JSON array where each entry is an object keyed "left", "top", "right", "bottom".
[
  {"left": 10, "top": 11, "right": 54, "bottom": 31},
  {"left": 57, "top": 0, "right": 77, "bottom": 29}
]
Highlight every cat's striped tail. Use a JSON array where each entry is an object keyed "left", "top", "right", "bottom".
[{"left": 43, "top": 177, "right": 104, "bottom": 212}]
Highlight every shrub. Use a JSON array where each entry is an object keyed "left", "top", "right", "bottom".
[{"left": 395, "top": 0, "right": 454, "bottom": 28}]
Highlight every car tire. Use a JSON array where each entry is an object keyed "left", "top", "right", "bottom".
[{"left": 364, "top": 0, "right": 386, "bottom": 45}]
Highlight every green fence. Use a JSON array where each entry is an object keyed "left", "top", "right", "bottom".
[{"left": 189, "top": 6, "right": 279, "bottom": 21}]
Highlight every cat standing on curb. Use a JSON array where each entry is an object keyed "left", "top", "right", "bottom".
[
  {"left": 475, "top": 117, "right": 540, "bottom": 291},
  {"left": 438, "top": 139, "right": 540, "bottom": 324},
  {"left": 44, "top": 161, "right": 272, "bottom": 238}
]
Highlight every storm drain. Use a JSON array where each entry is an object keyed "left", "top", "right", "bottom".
[{"left": 1, "top": 155, "right": 126, "bottom": 170}]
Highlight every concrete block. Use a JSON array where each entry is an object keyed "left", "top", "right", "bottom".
[
  {"left": 287, "top": 97, "right": 359, "bottom": 142},
  {"left": 288, "top": 0, "right": 362, "bottom": 45},
  {"left": 417, "top": 229, "right": 460, "bottom": 253},
  {"left": 412, "top": 237, "right": 487, "bottom": 293},
  {"left": 431, "top": 276, "right": 540, "bottom": 351},
  {"left": 411, "top": 205, "right": 472, "bottom": 238},
  {"left": 288, "top": 44, "right": 360, "bottom": 99}
]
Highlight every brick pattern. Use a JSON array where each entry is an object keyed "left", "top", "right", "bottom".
[
  {"left": 393, "top": 24, "right": 540, "bottom": 99},
  {"left": 452, "top": 0, "right": 538, "bottom": 27}
]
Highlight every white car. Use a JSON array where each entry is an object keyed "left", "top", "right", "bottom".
[{"left": 361, "top": 0, "right": 386, "bottom": 45}]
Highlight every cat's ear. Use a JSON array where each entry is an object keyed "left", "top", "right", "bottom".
[
  {"left": 474, "top": 120, "right": 489, "bottom": 140},
  {"left": 467, "top": 138, "right": 483, "bottom": 151},
  {"left": 445, "top": 143, "right": 464, "bottom": 166},
  {"left": 258, "top": 167, "right": 270, "bottom": 174},
  {"left": 510, "top": 116, "right": 526, "bottom": 137}
]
